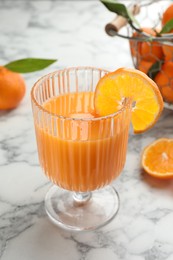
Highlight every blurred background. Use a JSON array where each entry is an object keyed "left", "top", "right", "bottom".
[{"left": 0, "top": 0, "right": 133, "bottom": 71}]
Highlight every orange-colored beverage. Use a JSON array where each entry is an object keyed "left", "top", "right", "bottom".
[{"left": 35, "top": 91, "right": 130, "bottom": 192}]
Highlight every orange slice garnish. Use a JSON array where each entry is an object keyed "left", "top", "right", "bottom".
[
  {"left": 142, "top": 138, "right": 173, "bottom": 179},
  {"left": 94, "top": 68, "right": 163, "bottom": 133}
]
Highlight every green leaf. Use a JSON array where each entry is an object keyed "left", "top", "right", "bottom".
[
  {"left": 101, "top": 0, "right": 139, "bottom": 26},
  {"left": 160, "top": 19, "right": 173, "bottom": 34},
  {"left": 126, "top": 8, "right": 140, "bottom": 28},
  {"left": 4, "top": 58, "right": 57, "bottom": 73},
  {"left": 101, "top": 0, "right": 130, "bottom": 19},
  {"left": 147, "top": 60, "right": 163, "bottom": 80}
]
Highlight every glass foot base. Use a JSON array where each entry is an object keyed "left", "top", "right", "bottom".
[{"left": 45, "top": 185, "right": 120, "bottom": 231}]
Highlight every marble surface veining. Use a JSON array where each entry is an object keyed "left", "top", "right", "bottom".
[{"left": 0, "top": 1, "right": 173, "bottom": 259}]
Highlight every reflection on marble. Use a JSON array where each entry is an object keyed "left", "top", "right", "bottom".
[{"left": 0, "top": 1, "right": 173, "bottom": 259}]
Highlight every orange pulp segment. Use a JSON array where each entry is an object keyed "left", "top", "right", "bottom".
[
  {"left": 142, "top": 138, "right": 173, "bottom": 179},
  {"left": 94, "top": 68, "right": 163, "bottom": 133}
]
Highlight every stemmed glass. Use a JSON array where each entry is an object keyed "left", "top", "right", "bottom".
[{"left": 31, "top": 67, "right": 131, "bottom": 231}]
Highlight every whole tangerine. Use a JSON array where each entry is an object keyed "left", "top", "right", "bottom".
[
  {"left": 129, "top": 28, "right": 163, "bottom": 64},
  {"left": 0, "top": 66, "right": 26, "bottom": 110},
  {"left": 129, "top": 28, "right": 154, "bottom": 57},
  {"left": 139, "top": 28, "right": 163, "bottom": 63},
  {"left": 137, "top": 60, "right": 154, "bottom": 74},
  {"left": 162, "top": 43, "right": 173, "bottom": 61},
  {"left": 154, "top": 61, "right": 173, "bottom": 103},
  {"left": 140, "top": 40, "right": 163, "bottom": 63},
  {"left": 162, "top": 3, "right": 173, "bottom": 26}
]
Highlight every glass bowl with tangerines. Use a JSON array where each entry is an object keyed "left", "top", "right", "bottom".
[{"left": 103, "top": 0, "right": 173, "bottom": 110}]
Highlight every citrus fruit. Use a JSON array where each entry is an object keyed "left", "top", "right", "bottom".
[
  {"left": 142, "top": 138, "right": 173, "bottom": 179},
  {"left": 140, "top": 41, "right": 163, "bottom": 63},
  {"left": 94, "top": 68, "right": 163, "bottom": 133},
  {"left": 137, "top": 60, "right": 153, "bottom": 74},
  {"left": 162, "top": 3, "right": 173, "bottom": 27},
  {"left": 162, "top": 43, "right": 173, "bottom": 61},
  {"left": 129, "top": 28, "right": 154, "bottom": 58},
  {"left": 0, "top": 66, "right": 26, "bottom": 110},
  {"left": 139, "top": 28, "right": 163, "bottom": 63},
  {"left": 154, "top": 61, "right": 173, "bottom": 103},
  {"left": 129, "top": 28, "right": 163, "bottom": 65}
]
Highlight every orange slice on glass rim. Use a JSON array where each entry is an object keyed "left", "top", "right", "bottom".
[
  {"left": 142, "top": 138, "right": 173, "bottom": 179},
  {"left": 94, "top": 68, "right": 163, "bottom": 133}
]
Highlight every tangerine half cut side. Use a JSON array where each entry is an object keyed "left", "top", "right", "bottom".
[{"left": 142, "top": 138, "right": 173, "bottom": 179}]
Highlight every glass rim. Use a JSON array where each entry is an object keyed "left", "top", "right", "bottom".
[{"left": 31, "top": 66, "right": 131, "bottom": 121}]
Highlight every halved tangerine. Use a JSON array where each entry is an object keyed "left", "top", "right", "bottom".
[
  {"left": 94, "top": 68, "right": 163, "bottom": 133},
  {"left": 142, "top": 138, "right": 173, "bottom": 179}
]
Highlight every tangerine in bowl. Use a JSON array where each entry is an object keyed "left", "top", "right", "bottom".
[{"left": 128, "top": 1, "right": 173, "bottom": 109}]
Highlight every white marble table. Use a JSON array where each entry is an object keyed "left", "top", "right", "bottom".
[{"left": 0, "top": 1, "right": 173, "bottom": 259}]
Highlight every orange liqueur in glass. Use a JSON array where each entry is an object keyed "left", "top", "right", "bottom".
[{"left": 35, "top": 91, "right": 130, "bottom": 192}]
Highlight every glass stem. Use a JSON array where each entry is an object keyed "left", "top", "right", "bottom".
[{"left": 73, "top": 192, "right": 91, "bottom": 206}]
